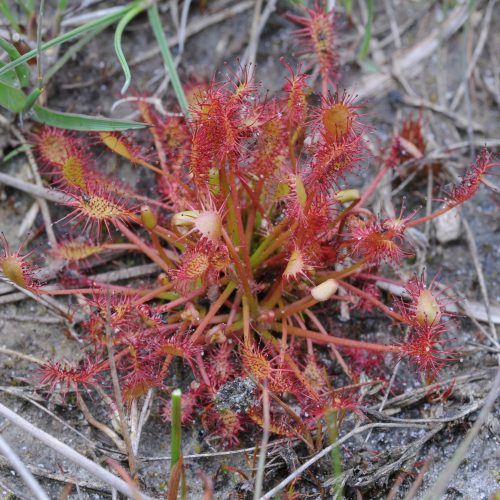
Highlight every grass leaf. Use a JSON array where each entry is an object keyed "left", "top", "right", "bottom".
[
  {"left": 0, "top": 1, "right": 21, "bottom": 33},
  {"left": 2, "top": 144, "right": 33, "bottom": 164},
  {"left": 358, "top": 0, "right": 373, "bottom": 62},
  {"left": 0, "top": 3, "right": 137, "bottom": 79},
  {"left": 0, "top": 61, "right": 20, "bottom": 86},
  {"left": 0, "top": 38, "right": 31, "bottom": 87},
  {"left": 170, "top": 388, "right": 182, "bottom": 468},
  {"left": 30, "top": 105, "right": 147, "bottom": 131},
  {"left": 148, "top": 4, "right": 189, "bottom": 117},
  {"left": 0, "top": 80, "right": 28, "bottom": 113},
  {"left": 114, "top": 3, "right": 145, "bottom": 95},
  {"left": 344, "top": 0, "right": 353, "bottom": 17}
]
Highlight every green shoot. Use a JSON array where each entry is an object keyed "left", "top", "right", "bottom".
[
  {"left": 0, "top": 3, "right": 138, "bottom": 79},
  {"left": 0, "top": 0, "right": 22, "bottom": 33},
  {"left": 326, "top": 409, "right": 344, "bottom": 500},
  {"left": 0, "top": 39, "right": 30, "bottom": 87},
  {"left": 358, "top": 0, "right": 373, "bottom": 61},
  {"left": 148, "top": 4, "right": 189, "bottom": 117},
  {"left": 170, "top": 388, "right": 182, "bottom": 468},
  {"left": 114, "top": 3, "right": 145, "bottom": 95}
]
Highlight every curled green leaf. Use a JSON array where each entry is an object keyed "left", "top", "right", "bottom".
[{"left": 114, "top": 3, "right": 145, "bottom": 95}]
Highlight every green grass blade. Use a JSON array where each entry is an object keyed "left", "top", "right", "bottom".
[
  {"left": 17, "top": 0, "right": 34, "bottom": 15},
  {"left": 0, "top": 61, "right": 20, "bottom": 86},
  {"left": 0, "top": 80, "right": 28, "bottom": 112},
  {"left": 326, "top": 412, "right": 344, "bottom": 499},
  {"left": 30, "top": 104, "right": 147, "bottom": 131},
  {"left": 114, "top": 3, "right": 144, "bottom": 95},
  {"left": 358, "top": 0, "right": 373, "bottom": 61},
  {"left": 147, "top": 4, "right": 189, "bottom": 117},
  {"left": 2, "top": 144, "right": 33, "bottom": 163},
  {"left": 23, "top": 88, "right": 43, "bottom": 112},
  {"left": 0, "top": 3, "right": 137, "bottom": 79},
  {"left": 0, "top": 1, "right": 21, "bottom": 33},
  {"left": 344, "top": 0, "right": 353, "bottom": 17},
  {"left": 170, "top": 389, "right": 182, "bottom": 468},
  {"left": 0, "top": 38, "right": 31, "bottom": 87}
]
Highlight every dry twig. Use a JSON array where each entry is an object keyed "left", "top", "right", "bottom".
[
  {"left": 0, "top": 401, "right": 154, "bottom": 499},
  {"left": 0, "top": 434, "right": 49, "bottom": 500}
]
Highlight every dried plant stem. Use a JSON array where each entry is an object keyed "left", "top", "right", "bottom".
[
  {"left": 0, "top": 172, "right": 69, "bottom": 203},
  {"left": 243, "top": 0, "right": 263, "bottom": 67},
  {"left": 461, "top": 215, "right": 498, "bottom": 343},
  {"left": 0, "top": 434, "right": 50, "bottom": 500},
  {"left": 0, "top": 276, "right": 70, "bottom": 320},
  {"left": 75, "top": 391, "right": 125, "bottom": 453},
  {"left": 132, "top": 389, "right": 155, "bottom": 455},
  {"left": 253, "top": 380, "right": 270, "bottom": 500},
  {"left": 451, "top": 0, "right": 497, "bottom": 110},
  {"left": 6, "top": 123, "right": 57, "bottom": 247},
  {"left": 0, "top": 401, "right": 153, "bottom": 499},
  {"left": 105, "top": 290, "right": 137, "bottom": 480},
  {"left": 0, "top": 346, "right": 45, "bottom": 365}
]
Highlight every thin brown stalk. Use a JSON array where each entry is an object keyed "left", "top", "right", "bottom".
[
  {"left": 105, "top": 290, "right": 137, "bottom": 479},
  {"left": 253, "top": 380, "right": 270, "bottom": 500}
]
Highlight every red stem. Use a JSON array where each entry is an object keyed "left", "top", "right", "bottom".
[
  {"left": 160, "top": 287, "right": 206, "bottom": 311},
  {"left": 338, "top": 280, "right": 406, "bottom": 323},
  {"left": 358, "top": 160, "right": 392, "bottom": 206},
  {"left": 115, "top": 220, "right": 171, "bottom": 274},
  {"left": 227, "top": 166, "right": 252, "bottom": 276},
  {"left": 190, "top": 282, "right": 236, "bottom": 344},
  {"left": 406, "top": 203, "right": 455, "bottom": 228},
  {"left": 133, "top": 283, "right": 174, "bottom": 305},
  {"left": 272, "top": 323, "right": 400, "bottom": 353}
]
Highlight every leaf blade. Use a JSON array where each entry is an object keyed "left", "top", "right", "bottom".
[
  {"left": 0, "top": 80, "right": 28, "bottom": 113},
  {"left": 114, "top": 3, "right": 144, "bottom": 95},
  {"left": 0, "top": 3, "right": 136, "bottom": 79},
  {"left": 30, "top": 105, "right": 147, "bottom": 131}
]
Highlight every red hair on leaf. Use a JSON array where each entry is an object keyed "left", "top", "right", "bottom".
[{"left": 287, "top": 1, "right": 338, "bottom": 84}]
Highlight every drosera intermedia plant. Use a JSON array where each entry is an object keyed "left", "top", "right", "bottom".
[
  {"left": 11, "top": 67, "right": 498, "bottom": 443},
  {"left": 0, "top": 1, "right": 498, "bottom": 496}
]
